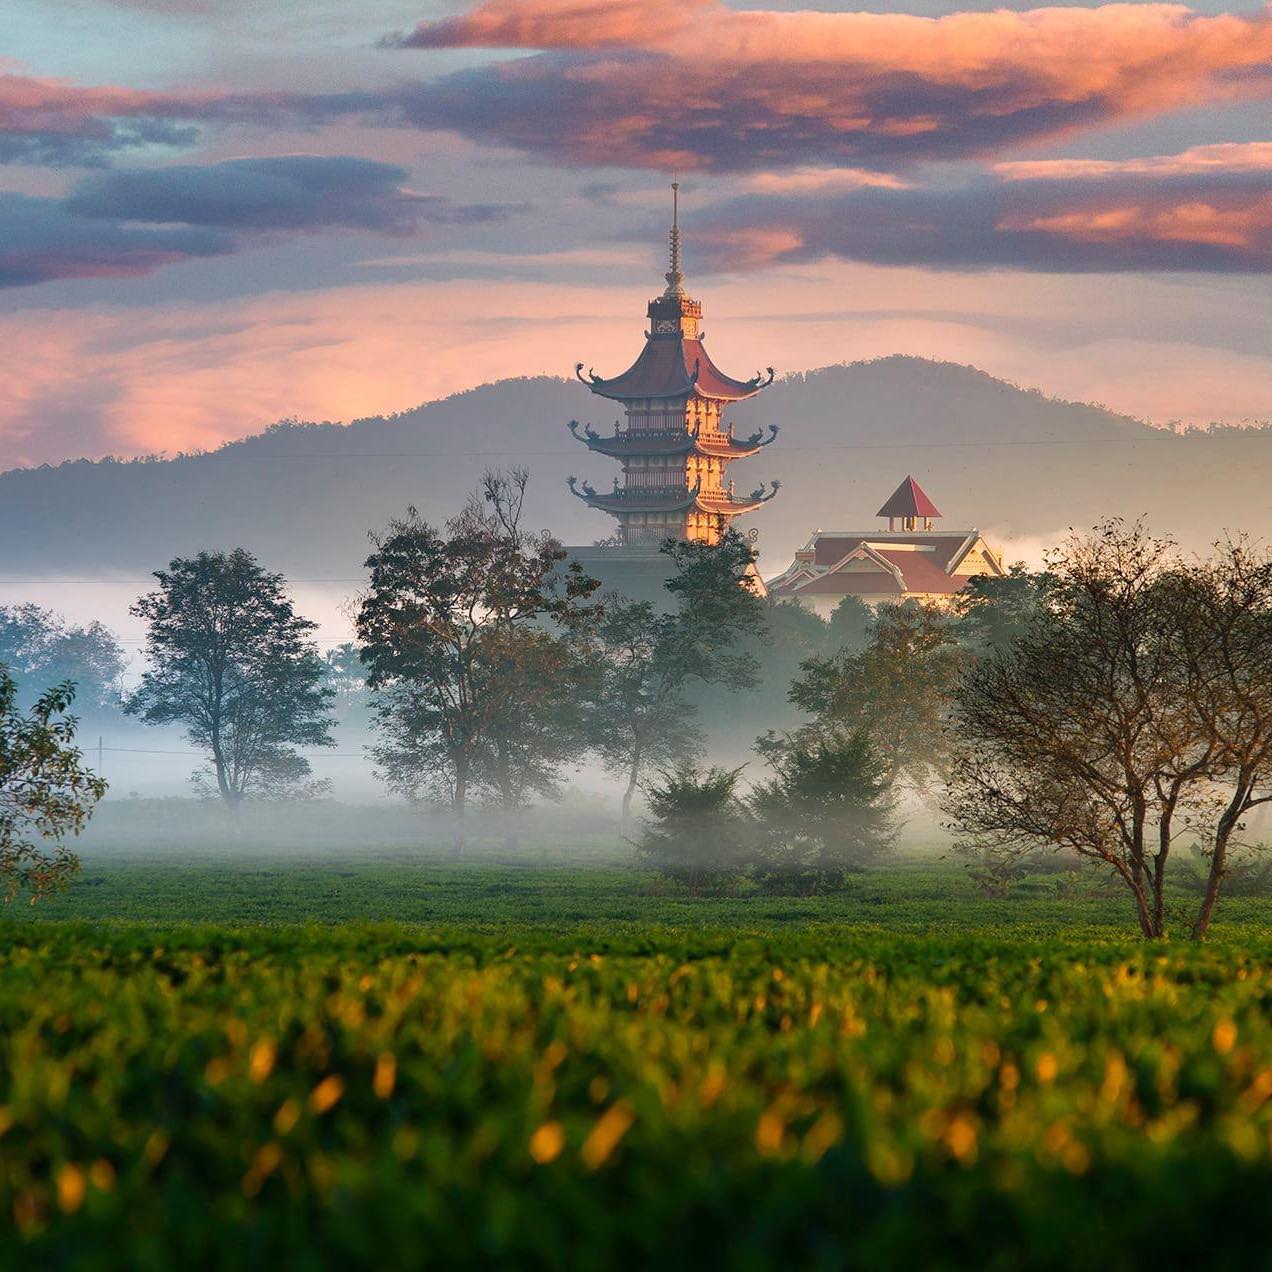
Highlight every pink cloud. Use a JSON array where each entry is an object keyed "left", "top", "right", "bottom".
[
  {"left": 389, "top": 0, "right": 712, "bottom": 51},
  {"left": 0, "top": 72, "right": 203, "bottom": 163},
  {"left": 383, "top": 1, "right": 1272, "bottom": 169},
  {"left": 997, "top": 142, "right": 1272, "bottom": 182},
  {"left": 3, "top": 263, "right": 1272, "bottom": 474}
]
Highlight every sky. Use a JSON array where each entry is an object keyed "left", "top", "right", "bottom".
[{"left": 2, "top": 0, "right": 1272, "bottom": 468}]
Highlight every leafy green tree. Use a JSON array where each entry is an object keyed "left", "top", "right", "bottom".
[
  {"left": 828, "top": 595, "right": 873, "bottom": 652},
  {"left": 126, "top": 550, "right": 334, "bottom": 813},
  {"left": 593, "top": 530, "right": 764, "bottom": 820},
  {"left": 476, "top": 627, "right": 600, "bottom": 842},
  {"left": 0, "top": 603, "right": 126, "bottom": 715},
  {"left": 790, "top": 601, "right": 968, "bottom": 795},
  {"left": 357, "top": 470, "right": 598, "bottom": 850},
  {"left": 0, "top": 667, "right": 106, "bottom": 900},
  {"left": 689, "top": 597, "right": 856, "bottom": 748},
  {"left": 750, "top": 727, "right": 895, "bottom": 891},
  {"left": 635, "top": 765, "right": 752, "bottom": 891},
  {"left": 322, "top": 642, "right": 372, "bottom": 725},
  {"left": 954, "top": 564, "right": 1053, "bottom": 656}
]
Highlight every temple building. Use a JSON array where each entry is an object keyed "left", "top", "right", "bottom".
[
  {"left": 567, "top": 184, "right": 779, "bottom": 547},
  {"left": 767, "top": 476, "right": 1008, "bottom": 616}
]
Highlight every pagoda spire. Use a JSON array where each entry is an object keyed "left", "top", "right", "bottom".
[
  {"left": 664, "top": 182, "right": 685, "bottom": 297},
  {"left": 567, "top": 184, "right": 779, "bottom": 547}
]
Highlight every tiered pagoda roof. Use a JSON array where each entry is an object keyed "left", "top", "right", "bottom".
[
  {"left": 567, "top": 477, "right": 780, "bottom": 516},
  {"left": 577, "top": 340, "right": 772, "bottom": 403},
  {"left": 567, "top": 420, "right": 779, "bottom": 460},
  {"left": 566, "top": 184, "right": 779, "bottom": 547}
]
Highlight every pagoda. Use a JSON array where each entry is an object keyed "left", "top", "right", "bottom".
[{"left": 567, "top": 185, "right": 780, "bottom": 546}]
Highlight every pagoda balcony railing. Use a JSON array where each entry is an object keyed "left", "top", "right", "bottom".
[
  {"left": 617, "top": 484, "right": 693, "bottom": 498},
  {"left": 612, "top": 427, "right": 694, "bottom": 441}
]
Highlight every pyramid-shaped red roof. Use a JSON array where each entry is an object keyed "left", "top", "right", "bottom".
[{"left": 877, "top": 475, "right": 941, "bottom": 519}]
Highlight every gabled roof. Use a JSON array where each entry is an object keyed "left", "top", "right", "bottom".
[
  {"left": 768, "top": 528, "right": 1004, "bottom": 600},
  {"left": 877, "top": 475, "right": 941, "bottom": 519},
  {"left": 579, "top": 336, "right": 768, "bottom": 403}
]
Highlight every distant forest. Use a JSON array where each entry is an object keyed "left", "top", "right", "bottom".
[{"left": 3, "top": 355, "right": 1270, "bottom": 578}]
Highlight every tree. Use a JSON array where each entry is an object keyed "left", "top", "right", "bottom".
[
  {"left": 954, "top": 564, "right": 1053, "bottom": 657},
  {"left": 688, "top": 597, "right": 863, "bottom": 750},
  {"left": 126, "top": 550, "right": 334, "bottom": 812},
  {"left": 476, "top": 628, "right": 598, "bottom": 836},
  {"left": 828, "top": 595, "right": 873, "bottom": 652},
  {"left": 593, "top": 530, "right": 765, "bottom": 820},
  {"left": 790, "top": 601, "right": 969, "bottom": 796},
  {"left": 944, "top": 522, "right": 1272, "bottom": 939},
  {"left": 0, "top": 667, "right": 106, "bottom": 900},
  {"left": 356, "top": 470, "right": 599, "bottom": 850},
  {"left": 0, "top": 603, "right": 126, "bottom": 715},
  {"left": 1167, "top": 539, "right": 1272, "bottom": 937},
  {"left": 322, "top": 642, "right": 372, "bottom": 725},
  {"left": 634, "top": 766, "right": 752, "bottom": 891},
  {"left": 750, "top": 726, "right": 895, "bottom": 892}
]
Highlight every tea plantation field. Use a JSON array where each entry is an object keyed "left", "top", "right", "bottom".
[{"left": 4, "top": 918, "right": 1272, "bottom": 1269}]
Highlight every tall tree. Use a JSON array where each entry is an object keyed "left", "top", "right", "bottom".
[
  {"left": 476, "top": 628, "right": 598, "bottom": 832},
  {"left": 322, "top": 642, "right": 372, "bottom": 726},
  {"left": 944, "top": 523, "right": 1272, "bottom": 939},
  {"left": 593, "top": 530, "right": 765, "bottom": 820},
  {"left": 954, "top": 564, "right": 1053, "bottom": 657},
  {"left": 356, "top": 470, "right": 599, "bottom": 850},
  {"left": 0, "top": 604, "right": 126, "bottom": 715},
  {"left": 0, "top": 668, "right": 106, "bottom": 901},
  {"left": 790, "top": 601, "right": 968, "bottom": 796},
  {"left": 1167, "top": 539, "right": 1272, "bottom": 937},
  {"left": 126, "top": 550, "right": 334, "bottom": 812}
]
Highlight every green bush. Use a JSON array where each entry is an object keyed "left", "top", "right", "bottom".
[
  {"left": 634, "top": 766, "right": 752, "bottom": 891},
  {"left": 749, "top": 728, "right": 895, "bottom": 892}
]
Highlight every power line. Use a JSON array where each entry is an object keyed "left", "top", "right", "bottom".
[
  {"left": 99, "top": 745, "right": 367, "bottom": 759},
  {"left": 7, "top": 432, "right": 1268, "bottom": 471},
  {"left": 0, "top": 579, "right": 366, "bottom": 586},
  {"left": 5, "top": 430, "right": 1270, "bottom": 480}
]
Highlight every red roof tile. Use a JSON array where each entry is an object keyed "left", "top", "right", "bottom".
[
  {"left": 877, "top": 476, "right": 942, "bottom": 519},
  {"left": 812, "top": 534, "right": 961, "bottom": 569}
]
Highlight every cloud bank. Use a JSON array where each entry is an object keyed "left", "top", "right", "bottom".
[
  {"left": 0, "top": 156, "right": 514, "bottom": 288},
  {"left": 382, "top": 0, "right": 1272, "bottom": 171},
  {"left": 700, "top": 143, "right": 1272, "bottom": 272}
]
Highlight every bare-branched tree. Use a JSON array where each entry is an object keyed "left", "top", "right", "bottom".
[{"left": 945, "top": 522, "right": 1272, "bottom": 938}]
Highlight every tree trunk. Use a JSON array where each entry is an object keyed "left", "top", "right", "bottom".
[
  {"left": 452, "top": 762, "right": 468, "bottom": 857},
  {"left": 1152, "top": 792, "right": 1178, "bottom": 939},
  {"left": 621, "top": 748, "right": 642, "bottom": 824},
  {"left": 1129, "top": 881, "right": 1158, "bottom": 939},
  {"left": 1193, "top": 781, "right": 1250, "bottom": 940}
]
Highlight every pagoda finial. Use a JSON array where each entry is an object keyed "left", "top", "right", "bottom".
[{"left": 664, "top": 181, "right": 685, "bottom": 297}]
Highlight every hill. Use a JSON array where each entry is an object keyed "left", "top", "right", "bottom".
[{"left": 2, "top": 355, "right": 1268, "bottom": 578}]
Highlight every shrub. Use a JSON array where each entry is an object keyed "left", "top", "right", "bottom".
[
  {"left": 635, "top": 766, "right": 751, "bottom": 891},
  {"left": 749, "top": 728, "right": 895, "bottom": 893}
]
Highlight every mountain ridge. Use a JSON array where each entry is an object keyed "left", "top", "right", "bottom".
[{"left": 2, "top": 355, "right": 1264, "bottom": 578}]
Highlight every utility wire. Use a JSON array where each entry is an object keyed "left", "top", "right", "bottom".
[{"left": 7, "top": 431, "right": 1268, "bottom": 469}]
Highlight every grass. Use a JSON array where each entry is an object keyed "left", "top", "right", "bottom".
[
  {"left": 4, "top": 921, "right": 1272, "bottom": 1268},
  {"left": 6, "top": 818, "right": 1272, "bottom": 1267},
  {"left": 12, "top": 828, "right": 1272, "bottom": 938}
]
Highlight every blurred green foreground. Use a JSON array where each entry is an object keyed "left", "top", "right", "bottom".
[{"left": 3, "top": 922, "right": 1272, "bottom": 1270}]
